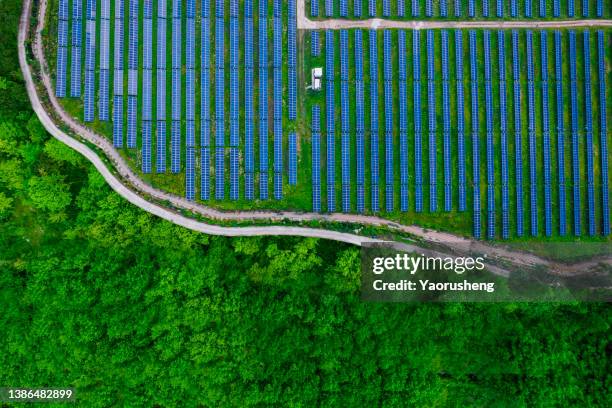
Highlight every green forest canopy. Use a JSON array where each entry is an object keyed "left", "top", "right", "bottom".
[{"left": 1, "top": 1, "right": 610, "bottom": 406}]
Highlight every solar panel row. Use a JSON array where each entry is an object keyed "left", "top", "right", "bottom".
[
  {"left": 540, "top": 31, "right": 553, "bottom": 237},
  {"left": 111, "top": 0, "right": 123, "bottom": 147},
  {"left": 398, "top": 30, "right": 409, "bottom": 212},
  {"left": 326, "top": 30, "right": 336, "bottom": 212},
  {"left": 55, "top": 0, "right": 69, "bottom": 98},
  {"left": 157, "top": 0, "right": 167, "bottom": 174},
  {"left": 229, "top": 0, "right": 240, "bottom": 200},
  {"left": 170, "top": 0, "right": 182, "bottom": 173},
  {"left": 141, "top": 0, "right": 153, "bottom": 174},
  {"left": 569, "top": 31, "right": 581, "bottom": 236},
  {"left": 288, "top": 0, "right": 297, "bottom": 121},
  {"left": 312, "top": 106, "right": 321, "bottom": 212},
  {"left": 413, "top": 31, "right": 423, "bottom": 212},
  {"left": 259, "top": 0, "right": 269, "bottom": 200},
  {"left": 341, "top": 0, "right": 348, "bottom": 17},
  {"left": 70, "top": 0, "right": 82, "bottom": 98},
  {"left": 341, "top": 30, "right": 351, "bottom": 213},
  {"left": 99, "top": 1, "right": 110, "bottom": 118},
  {"left": 311, "top": 0, "right": 319, "bottom": 17},
  {"left": 185, "top": 0, "right": 196, "bottom": 200},
  {"left": 583, "top": 31, "right": 596, "bottom": 236},
  {"left": 426, "top": 30, "right": 436, "bottom": 213},
  {"left": 370, "top": 30, "right": 379, "bottom": 213},
  {"left": 311, "top": 31, "right": 320, "bottom": 56},
  {"left": 455, "top": 30, "right": 466, "bottom": 212},
  {"left": 512, "top": 30, "right": 524, "bottom": 237},
  {"left": 200, "top": 0, "right": 210, "bottom": 196},
  {"left": 125, "top": 0, "right": 138, "bottom": 148},
  {"left": 498, "top": 31, "right": 510, "bottom": 239},
  {"left": 244, "top": 0, "right": 254, "bottom": 200},
  {"left": 289, "top": 133, "right": 297, "bottom": 185},
  {"left": 526, "top": 31, "right": 538, "bottom": 236},
  {"left": 441, "top": 30, "right": 451, "bottom": 212},
  {"left": 326, "top": 0, "right": 333, "bottom": 17},
  {"left": 469, "top": 31, "right": 481, "bottom": 239},
  {"left": 83, "top": 14, "right": 96, "bottom": 122},
  {"left": 554, "top": 31, "right": 567, "bottom": 236},
  {"left": 484, "top": 31, "right": 495, "bottom": 239},
  {"left": 215, "top": 0, "right": 225, "bottom": 198},
  {"left": 597, "top": 31, "right": 610, "bottom": 235},
  {"left": 273, "top": 0, "right": 283, "bottom": 200},
  {"left": 384, "top": 30, "right": 394, "bottom": 212},
  {"left": 355, "top": 30, "right": 365, "bottom": 213}
]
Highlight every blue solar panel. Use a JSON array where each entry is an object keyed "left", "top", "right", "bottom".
[
  {"left": 99, "top": 69, "right": 110, "bottom": 121},
  {"left": 484, "top": 31, "right": 495, "bottom": 238},
  {"left": 355, "top": 30, "right": 365, "bottom": 213},
  {"left": 289, "top": 133, "right": 297, "bottom": 186},
  {"left": 245, "top": 0, "right": 254, "bottom": 199},
  {"left": 311, "top": 0, "right": 319, "bottom": 17},
  {"left": 497, "top": 0, "right": 504, "bottom": 16},
  {"left": 311, "top": 31, "right": 320, "bottom": 56},
  {"left": 288, "top": 0, "right": 297, "bottom": 121},
  {"left": 326, "top": 0, "right": 334, "bottom": 16},
  {"left": 142, "top": 121, "right": 152, "bottom": 174},
  {"left": 569, "top": 31, "right": 581, "bottom": 236},
  {"left": 413, "top": 0, "right": 420, "bottom": 16},
  {"left": 70, "top": 13, "right": 82, "bottom": 97},
  {"left": 455, "top": 30, "right": 466, "bottom": 212},
  {"left": 540, "top": 31, "right": 552, "bottom": 237},
  {"left": 511, "top": 0, "right": 518, "bottom": 16},
  {"left": 230, "top": 148, "right": 239, "bottom": 200},
  {"left": 427, "top": 31, "right": 436, "bottom": 213},
  {"left": 414, "top": 31, "right": 422, "bottom": 213},
  {"left": 156, "top": 121, "right": 166, "bottom": 174},
  {"left": 469, "top": 31, "right": 481, "bottom": 239},
  {"left": 597, "top": 31, "right": 609, "bottom": 235},
  {"left": 201, "top": 147, "right": 210, "bottom": 200},
  {"left": 370, "top": 30, "right": 379, "bottom": 213},
  {"left": 554, "top": 0, "right": 560, "bottom": 15},
  {"left": 583, "top": 31, "right": 596, "bottom": 236},
  {"left": 259, "top": 0, "right": 268, "bottom": 200},
  {"left": 326, "top": 30, "right": 336, "bottom": 212},
  {"left": 468, "top": 0, "right": 475, "bottom": 16},
  {"left": 312, "top": 106, "right": 321, "bottom": 212},
  {"left": 441, "top": 31, "right": 451, "bottom": 212},
  {"left": 512, "top": 30, "right": 524, "bottom": 237},
  {"left": 341, "top": 30, "right": 351, "bottom": 213},
  {"left": 596, "top": 0, "right": 603, "bottom": 16},
  {"left": 526, "top": 31, "right": 538, "bottom": 237},
  {"left": 170, "top": 120, "right": 180, "bottom": 173},
  {"left": 55, "top": 46, "right": 67, "bottom": 98},
  {"left": 498, "top": 31, "right": 509, "bottom": 238},
  {"left": 341, "top": 0, "right": 349, "bottom": 16},
  {"left": 113, "top": 96, "right": 123, "bottom": 148},
  {"left": 398, "top": 31, "right": 408, "bottom": 212},
  {"left": 554, "top": 31, "right": 567, "bottom": 236},
  {"left": 216, "top": 147, "right": 225, "bottom": 200},
  {"left": 383, "top": 31, "right": 393, "bottom": 213}
]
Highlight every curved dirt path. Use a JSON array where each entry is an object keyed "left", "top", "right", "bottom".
[{"left": 20, "top": 0, "right": 612, "bottom": 276}]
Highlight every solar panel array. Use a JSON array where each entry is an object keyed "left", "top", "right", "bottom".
[
  {"left": 55, "top": 0, "right": 68, "bottom": 98},
  {"left": 312, "top": 0, "right": 319, "bottom": 17},
  {"left": 355, "top": 30, "right": 365, "bottom": 213},
  {"left": 399, "top": 30, "right": 409, "bottom": 212},
  {"left": 469, "top": 31, "right": 481, "bottom": 239},
  {"left": 484, "top": 31, "right": 495, "bottom": 239},
  {"left": 526, "top": 31, "right": 538, "bottom": 236},
  {"left": 127, "top": 0, "right": 138, "bottom": 147},
  {"left": 99, "top": 0, "right": 110, "bottom": 122},
  {"left": 273, "top": 0, "right": 283, "bottom": 200},
  {"left": 326, "top": 30, "right": 336, "bottom": 212},
  {"left": 341, "top": 30, "right": 351, "bottom": 212},
  {"left": 597, "top": 31, "right": 610, "bottom": 235},
  {"left": 413, "top": 31, "right": 423, "bottom": 213},
  {"left": 384, "top": 30, "right": 394, "bottom": 212},
  {"left": 426, "top": 30, "right": 436, "bottom": 213},
  {"left": 157, "top": 0, "right": 167, "bottom": 174},
  {"left": 312, "top": 106, "right": 322, "bottom": 212},
  {"left": 311, "top": 31, "right": 320, "bottom": 56},
  {"left": 83, "top": 0, "right": 96, "bottom": 122},
  {"left": 370, "top": 30, "right": 379, "bottom": 213},
  {"left": 141, "top": 0, "right": 153, "bottom": 174},
  {"left": 70, "top": 0, "right": 82, "bottom": 98}
]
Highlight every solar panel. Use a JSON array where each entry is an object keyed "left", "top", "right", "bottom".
[
  {"left": 569, "top": 31, "right": 581, "bottom": 236},
  {"left": 341, "top": 30, "right": 351, "bottom": 213},
  {"left": 201, "top": 147, "right": 210, "bottom": 200},
  {"left": 498, "top": 31, "right": 509, "bottom": 238},
  {"left": 398, "top": 31, "right": 408, "bottom": 212},
  {"left": 484, "top": 31, "right": 495, "bottom": 238},
  {"left": 312, "top": 0, "right": 319, "bottom": 17},
  {"left": 312, "top": 106, "right": 321, "bottom": 212},
  {"left": 259, "top": 0, "right": 268, "bottom": 201},
  {"left": 142, "top": 121, "right": 152, "bottom": 174},
  {"left": 455, "top": 30, "right": 466, "bottom": 212},
  {"left": 326, "top": 0, "right": 334, "bottom": 16},
  {"left": 288, "top": 0, "right": 297, "bottom": 121},
  {"left": 245, "top": 0, "right": 254, "bottom": 199},
  {"left": 426, "top": 30, "right": 436, "bottom": 213},
  {"left": 597, "top": 31, "right": 609, "bottom": 235},
  {"left": 156, "top": 121, "right": 166, "bottom": 174},
  {"left": 326, "top": 30, "right": 336, "bottom": 212},
  {"left": 113, "top": 95, "right": 123, "bottom": 148},
  {"left": 441, "top": 31, "right": 451, "bottom": 212},
  {"left": 289, "top": 133, "right": 297, "bottom": 185},
  {"left": 171, "top": 120, "right": 180, "bottom": 174},
  {"left": 414, "top": 31, "right": 422, "bottom": 213},
  {"left": 216, "top": 146, "right": 225, "bottom": 200},
  {"left": 512, "top": 30, "right": 524, "bottom": 237},
  {"left": 554, "top": 31, "right": 567, "bottom": 236},
  {"left": 583, "top": 31, "right": 596, "bottom": 236},
  {"left": 469, "top": 31, "right": 481, "bottom": 239},
  {"left": 526, "top": 31, "right": 538, "bottom": 237},
  {"left": 413, "top": 0, "right": 420, "bottom": 16},
  {"left": 311, "top": 31, "right": 320, "bottom": 56},
  {"left": 370, "top": 30, "right": 379, "bottom": 213},
  {"left": 70, "top": 10, "right": 82, "bottom": 98},
  {"left": 355, "top": 30, "right": 365, "bottom": 213},
  {"left": 55, "top": 45, "right": 67, "bottom": 98},
  {"left": 497, "top": 0, "right": 504, "bottom": 16},
  {"left": 540, "top": 31, "right": 552, "bottom": 237}
]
